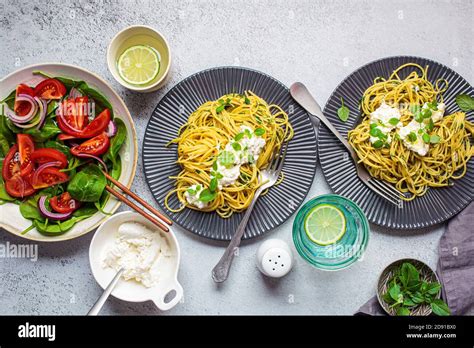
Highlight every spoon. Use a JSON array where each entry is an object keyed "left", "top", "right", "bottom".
[{"left": 87, "top": 268, "right": 125, "bottom": 315}]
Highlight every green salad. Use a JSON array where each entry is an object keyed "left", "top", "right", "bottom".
[{"left": 0, "top": 71, "right": 127, "bottom": 236}]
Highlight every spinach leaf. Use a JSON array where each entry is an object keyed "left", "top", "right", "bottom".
[
  {"left": 24, "top": 119, "right": 61, "bottom": 142},
  {"left": 78, "top": 85, "right": 113, "bottom": 115},
  {"left": 0, "top": 135, "right": 10, "bottom": 157},
  {"left": 0, "top": 184, "right": 15, "bottom": 202},
  {"left": 67, "top": 164, "right": 106, "bottom": 202},
  {"left": 44, "top": 140, "right": 71, "bottom": 159},
  {"left": 103, "top": 118, "right": 126, "bottom": 166},
  {"left": 1, "top": 89, "right": 16, "bottom": 110},
  {"left": 34, "top": 215, "right": 91, "bottom": 235},
  {"left": 73, "top": 204, "right": 98, "bottom": 217},
  {"left": 19, "top": 199, "right": 44, "bottom": 221},
  {"left": 110, "top": 155, "right": 122, "bottom": 181},
  {"left": 0, "top": 114, "right": 15, "bottom": 145}
]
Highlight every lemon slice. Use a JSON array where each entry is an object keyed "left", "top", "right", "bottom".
[
  {"left": 304, "top": 204, "right": 346, "bottom": 245},
  {"left": 117, "top": 45, "right": 160, "bottom": 85}
]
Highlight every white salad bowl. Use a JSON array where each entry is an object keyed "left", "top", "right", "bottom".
[
  {"left": 0, "top": 63, "right": 138, "bottom": 242},
  {"left": 89, "top": 211, "right": 183, "bottom": 311}
]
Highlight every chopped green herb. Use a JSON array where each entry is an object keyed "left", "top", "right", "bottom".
[
  {"left": 337, "top": 97, "right": 350, "bottom": 122},
  {"left": 414, "top": 112, "right": 423, "bottom": 123},
  {"left": 369, "top": 127, "right": 382, "bottom": 138},
  {"left": 231, "top": 142, "right": 241, "bottom": 151},
  {"left": 428, "top": 101, "right": 438, "bottom": 110},
  {"left": 255, "top": 116, "right": 262, "bottom": 124},
  {"left": 408, "top": 132, "right": 417, "bottom": 142},
  {"left": 430, "top": 135, "right": 441, "bottom": 144},
  {"left": 187, "top": 188, "right": 196, "bottom": 195},
  {"left": 388, "top": 117, "right": 400, "bottom": 126},
  {"left": 422, "top": 133, "right": 430, "bottom": 144},
  {"left": 426, "top": 118, "right": 434, "bottom": 131},
  {"left": 216, "top": 173, "right": 223, "bottom": 179},
  {"left": 248, "top": 154, "right": 255, "bottom": 163},
  {"left": 254, "top": 127, "right": 265, "bottom": 136},
  {"left": 370, "top": 123, "right": 378, "bottom": 129},
  {"left": 421, "top": 109, "right": 432, "bottom": 119},
  {"left": 212, "top": 161, "right": 218, "bottom": 171},
  {"left": 234, "top": 132, "right": 244, "bottom": 141},
  {"left": 244, "top": 96, "right": 251, "bottom": 105},
  {"left": 196, "top": 184, "right": 202, "bottom": 191},
  {"left": 373, "top": 140, "right": 384, "bottom": 149}
]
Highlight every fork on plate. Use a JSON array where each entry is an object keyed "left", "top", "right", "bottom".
[{"left": 211, "top": 142, "right": 288, "bottom": 283}]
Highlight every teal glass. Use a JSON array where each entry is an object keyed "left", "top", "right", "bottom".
[{"left": 292, "top": 194, "right": 369, "bottom": 271}]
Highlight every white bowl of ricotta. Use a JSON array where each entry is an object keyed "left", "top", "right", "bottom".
[{"left": 89, "top": 211, "right": 183, "bottom": 311}]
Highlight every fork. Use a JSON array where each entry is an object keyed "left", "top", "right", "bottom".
[
  {"left": 212, "top": 142, "right": 288, "bottom": 283},
  {"left": 290, "top": 82, "right": 402, "bottom": 207}
]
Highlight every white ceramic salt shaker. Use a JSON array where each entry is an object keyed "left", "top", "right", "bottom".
[{"left": 256, "top": 239, "right": 293, "bottom": 278}]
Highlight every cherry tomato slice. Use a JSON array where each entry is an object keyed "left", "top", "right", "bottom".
[
  {"left": 14, "top": 84, "right": 35, "bottom": 116},
  {"left": 5, "top": 174, "right": 36, "bottom": 198},
  {"left": 17, "top": 134, "right": 35, "bottom": 177},
  {"left": 49, "top": 192, "right": 81, "bottom": 214},
  {"left": 31, "top": 167, "right": 69, "bottom": 189},
  {"left": 30, "top": 148, "right": 68, "bottom": 169},
  {"left": 58, "top": 108, "right": 110, "bottom": 138},
  {"left": 71, "top": 133, "right": 110, "bottom": 157},
  {"left": 2, "top": 144, "right": 20, "bottom": 181},
  {"left": 34, "top": 78, "right": 66, "bottom": 100}
]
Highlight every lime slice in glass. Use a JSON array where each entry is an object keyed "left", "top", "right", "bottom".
[
  {"left": 304, "top": 204, "right": 346, "bottom": 245},
  {"left": 117, "top": 45, "right": 160, "bottom": 86}
]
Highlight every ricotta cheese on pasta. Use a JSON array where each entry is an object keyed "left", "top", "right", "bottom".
[
  {"left": 103, "top": 222, "right": 172, "bottom": 288},
  {"left": 369, "top": 102, "right": 401, "bottom": 144},
  {"left": 398, "top": 120, "right": 429, "bottom": 156},
  {"left": 184, "top": 184, "right": 208, "bottom": 209}
]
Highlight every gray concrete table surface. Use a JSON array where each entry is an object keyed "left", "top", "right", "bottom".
[{"left": 0, "top": 0, "right": 473, "bottom": 315}]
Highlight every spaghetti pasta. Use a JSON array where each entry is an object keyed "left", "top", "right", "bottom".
[
  {"left": 348, "top": 63, "right": 474, "bottom": 200},
  {"left": 165, "top": 91, "right": 293, "bottom": 217}
]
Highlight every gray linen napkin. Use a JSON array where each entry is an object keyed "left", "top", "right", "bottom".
[{"left": 355, "top": 201, "right": 474, "bottom": 315}]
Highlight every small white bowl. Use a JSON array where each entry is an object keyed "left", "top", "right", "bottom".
[
  {"left": 107, "top": 25, "right": 171, "bottom": 93},
  {"left": 89, "top": 211, "right": 183, "bottom": 311}
]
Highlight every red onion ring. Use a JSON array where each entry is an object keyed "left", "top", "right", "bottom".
[
  {"left": 68, "top": 87, "right": 82, "bottom": 99},
  {"left": 4, "top": 94, "right": 38, "bottom": 124},
  {"left": 106, "top": 120, "right": 117, "bottom": 137},
  {"left": 38, "top": 196, "right": 73, "bottom": 221},
  {"left": 75, "top": 153, "right": 108, "bottom": 172},
  {"left": 35, "top": 97, "right": 48, "bottom": 130},
  {"left": 32, "top": 161, "right": 62, "bottom": 188}
]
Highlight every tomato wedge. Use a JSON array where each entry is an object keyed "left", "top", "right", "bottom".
[
  {"left": 49, "top": 192, "right": 81, "bottom": 214},
  {"left": 74, "top": 96, "right": 89, "bottom": 130},
  {"left": 2, "top": 145, "right": 19, "bottom": 181},
  {"left": 30, "top": 148, "right": 68, "bottom": 169},
  {"left": 17, "top": 134, "right": 35, "bottom": 177},
  {"left": 34, "top": 78, "right": 66, "bottom": 99},
  {"left": 58, "top": 108, "right": 110, "bottom": 138},
  {"left": 71, "top": 133, "right": 110, "bottom": 156},
  {"left": 31, "top": 167, "right": 69, "bottom": 189},
  {"left": 57, "top": 134, "right": 79, "bottom": 141},
  {"left": 5, "top": 175, "right": 36, "bottom": 198},
  {"left": 14, "top": 84, "right": 35, "bottom": 116}
]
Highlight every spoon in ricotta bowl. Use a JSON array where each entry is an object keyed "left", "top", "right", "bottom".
[{"left": 88, "top": 211, "right": 183, "bottom": 313}]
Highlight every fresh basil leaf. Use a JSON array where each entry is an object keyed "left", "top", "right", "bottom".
[
  {"left": 209, "top": 177, "right": 218, "bottom": 192},
  {"left": 199, "top": 188, "right": 217, "bottom": 203},
  {"left": 401, "top": 262, "right": 420, "bottom": 288},
  {"left": 254, "top": 127, "right": 265, "bottom": 136},
  {"left": 430, "top": 299, "right": 451, "bottom": 316},
  {"left": 425, "top": 282, "right": 441, "bottom": 296},
  {"left": 455, "top": 94, "right": 474, "bottom": 112},
  {"left": 422, "top": 133, "right": 430, "bottom": 144},
  {"left": 389, "top": 284, "right": 401, "bottom": 302},
  {"left": 234, "top": 132, "right": 244, "bottom": 142},
  {"left": 231, "top": 142, "right": 241, "bottom": 151},
  {"left": 396, "top": 307, "right": 410, "bottom": 316},
  {"left": 372, "top": 140, "right": 384, "bottom": 149},
  {"left": 388, "top": 117, "right": 399, "bottom": 126}
]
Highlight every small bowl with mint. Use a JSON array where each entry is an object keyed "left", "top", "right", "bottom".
[{"left": 376, "top": 258, "right": 450, "bottom": 316}]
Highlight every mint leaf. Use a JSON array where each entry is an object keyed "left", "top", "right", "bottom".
[
  {"left": 209, "top": 177, "right": 218, "bottom": 192},
  {"left": 422, "top": 133, "right": 430, "bottom": 144},
  {"left": 231, "top": 142, "right": 241, "bottom": 151},
  {"left": 431, "top": 299, "right": 451, "bottom": 316},
  {"left": 455, "top": 94, "right": 474, "bottom": 112},
  {"left": 218, "top": 151, "right": 235, "bottom": 167},
  {"left": 234, "top": 132, "right": 244, "bottom": 141},
  {"left": 430, "top": 135, "right": 441, "bottom": 144},
  {"left": 388, "top": 117, "right": 399, "bottom": 126},
  {"left": 408, "top": 132, "right": 417, "bottom": 142},
  {"left": 373, "top": 140, "right": 384, "bottom": 149},
  {"left": 254, "top": 127, "right": 265, "bottom": 136},
  {"left": 337, "top": 97, "right": 350, "bottom": 122}
]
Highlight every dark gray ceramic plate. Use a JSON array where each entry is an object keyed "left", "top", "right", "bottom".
[
  {"left": 319, "top": 56, "right": 474, "bottom": 229},
  {"left": 143, "top": 67, "right": 318, "bottom": 240}
]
